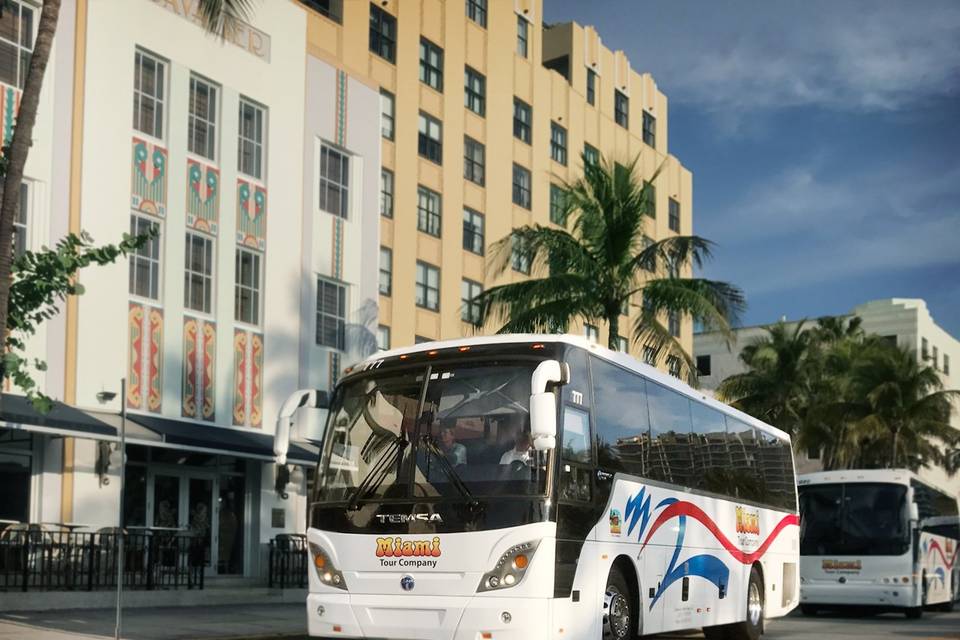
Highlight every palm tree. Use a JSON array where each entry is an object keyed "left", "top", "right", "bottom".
[
  {"left": 471, "top": 154, "right": 744, "bottom": 383},
  {"left": 717, "top": 321, "right": 812, "bottom": 435}
]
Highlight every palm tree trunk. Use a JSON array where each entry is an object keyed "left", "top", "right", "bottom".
[
  {"left": 0, "top": 0, "right": 61, "bottom": 410},
  {"left": 607, "top": 313, "right": 619, "bottom": 351},
  {"left": 891, "top": 427, "right": 899, "bottom": 468}
]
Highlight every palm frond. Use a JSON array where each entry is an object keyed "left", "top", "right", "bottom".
[{"left": 198, "top": 0, "right": 256, "bottom": 38}]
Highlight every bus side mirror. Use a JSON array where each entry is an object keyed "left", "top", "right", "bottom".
[
  {"left": 909, "top": 502, "right": 920, "bottom": 523},
  {"left": 275, "top": 389, "right": 330, "bottom": 465},
  {"left": 530, "top": 360, "right": 566, "bottom": 451}
]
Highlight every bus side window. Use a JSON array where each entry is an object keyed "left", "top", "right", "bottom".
[
  {"left": 756, "top": 431, "right": 796, "bottom": 510},
  {"left": 560, "top": 406, "right": 592, "bottom": 502},
  {"left": 725, "top": 417, "right": 763, "bottom": 503},
  {"left": 646, "top": 382, "right": 694, "bottom": 487},
  {"left": 591, "top": 357, "right": 649, "bottom": 477},
  {"left": 689, "top": 401, "right": 731, "bottom": 494}
]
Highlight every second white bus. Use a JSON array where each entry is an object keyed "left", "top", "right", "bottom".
[{"left": 275, "top": 335, "right": 800, "bottom": 639}]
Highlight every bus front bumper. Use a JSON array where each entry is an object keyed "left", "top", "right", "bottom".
[
  {"left": 307, "top": 592, "right": 552, "bottom": 640},
  {"left": 801, "top": 581, "right": 915, "bottom": 609}
]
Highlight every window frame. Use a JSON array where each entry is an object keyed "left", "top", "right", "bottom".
[
  {"left": 668, "top": 197, "right": 680, "bottom": 233},
  {"left": 237, "top": 97, "right": 266, "bottom": 180},
  {"left": 464, "top": 66, "right": 486, "bottom": 116},
  {"left": 549, "top": 183, "right": 565, "bottom": 225},
  {"left": 128, "top": 213, "right": 162, "bottom": 302},
  {"left": 133, "top": 48, "right": 167, "bottom": 140},
  {"left": 183, "top": 230, "right": 215, "bottom": 315},
  {"left": 513, "top": 98, "right": 532, "bottom": 144},
  {"left": 415, "top": 261, "right": 440, "bottom": 311},
  {"left": 318, "top": 142, "right": 350, "bottom": 219},
  {"left": 584, "top": 324, "right": 599, "bottom": 342},
  {"left": 419, "top": 37, "right": 444, "bottom": 92},
  {"left": 511, "top": 237, "right": 531, "bottom": 275},
  {"left": 550, "top": 122, "right": 568, "bottom": 166},
  {"left": 302, "top": 0, "right": 343, "bottom": 23},
  {"left": 380, "top": 168, "right": 394, "bottom": 218},
  {"left": 418, "top": 111, "right": 443, "bottom": 164},
  {"left": 516, "top": 15, "right": 528, "bottom": 58},
  {"left": 315, "top": 277, "right": 347, "bottom": 351},
  {"left": 614, "top": 90, "right": 629, "bottom": 129},
  {"left": 583, "top": 143, "right": 599, "bottom": 167},
  {"left": 696, "top": 355, "right": 712, "bottom": 377},
  {"left": 379, "top": 246, "right": 392, "bottom": 296},
  {"left": 586, "top": 67, "right": 596, "bottom": 106},
  {"left": 463, "top": 136, "right": 485, "bottom": 186},
  {"left": 377, "top": 325, "right": 391, "bottom": 351},
  {"left": 512, "top": 163, "right": 531, "bottom": 210},
  {"left": 234, "top": 246, "right": 263, "bottom": 326},
  {"left": 417, "top": 185, "right": 442, "bottom": 238},
  {"left": 369, "top": 4, "right": 397, "bottom": 63},
  {"left": 380, "top": 89, "right": 395, "bottom": 140},
  {"left": 642, "top": 110, "right": 656, "bottom": 148},
  {"left": 668, "top": 310, "right": 681, "bottom": 337},
  {"left": 187, "top": 74, "right": 218, "bottom": 161},
  {"left": 462, "top": 207, "right": 485, "bottom": 256},
  {"left": 461, "top": 278, "right": 483, "bottom": 324},
  {"left": 465, "top": 0, "right": 487, "bottom": 27}
]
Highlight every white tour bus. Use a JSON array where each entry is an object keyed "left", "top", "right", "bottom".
[
  {"left": 274, "top": 335, "right": 800, "bottom": 640},
  {"left": 798, "top": 469, "right": 960, "bottom": 617}
]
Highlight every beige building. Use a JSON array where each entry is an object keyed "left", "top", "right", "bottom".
[{"left": 302, "top": 0, "right": 693, "bottom": 365}]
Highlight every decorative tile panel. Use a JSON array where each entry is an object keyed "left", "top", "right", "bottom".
[
  {"left": 182, "top": 316, "right": 216, "bottom": 421},
  {"left": 127, "top": 302, "right": 163, "bottom": 412},
  {"left": 131, "top": 137, "right": 168, "bottom": 217},
  {"left": 232, "top": 329, "right": 264, "bottom": 428},
  {"left": 0, "top": 83, "right": 21, "bottom": 145},
  {"left": 236, "top": 179, "right": 266, "bottom": 250},
  {"left": 186, "top": 160, "right": 220, "bottom": 233}
]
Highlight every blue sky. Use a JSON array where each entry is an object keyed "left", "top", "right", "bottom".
[{"left": 545, "top": 0, "right": 960, "bottom": 335}]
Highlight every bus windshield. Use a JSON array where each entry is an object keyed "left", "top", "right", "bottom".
[
  {"left": 799, "top": 483, "right": 910, "bottom": 556},
  {"left": 314, "top": 360, "right": 548, "bottom": 504}
]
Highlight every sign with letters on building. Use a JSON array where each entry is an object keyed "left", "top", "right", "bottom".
[{"left": 148, "top": 0, "right": 271, "bottom": 62}]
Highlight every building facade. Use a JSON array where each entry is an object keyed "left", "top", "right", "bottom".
[
  {"left": 694, "top": 298, "right": 960, "bottom": 497},
  {"left": 301, "top": 0, "right": 693, "bottom": 358},
  {"left": 1, "top": 0, "right": 380, "bottom": 583}
]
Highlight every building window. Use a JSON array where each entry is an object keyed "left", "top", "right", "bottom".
[
  {"left": 316, "top": 278, "right": 346, "bottom": 350},
  {"left": 945, "top": 354, "right": 951, "bottom": 375},
  {"left": 187, "top": 75, "right": 217, "bottom": 160},
  {"left": 512, "top": 163, "right": 531, "bottom": 210},
  {"left": 133, "top": 49, "right": 166, "bottom": 139},
  {"left": 922, "top": 337, "right": 929, "bottom": 359},
  {"left": 932, "top": 346, "right": 939, "bottom": 370},
  {"left": 234, "top": 248, "right": 262, "bottom": 325},
  {"left": 302, "top": 0, "right": 343, "bottom": 23},
  {"left": 644, "top": 181, "right": 656, "bottom": 218},
  {"left": 415, "top": 261, "right": 440, "bottom": 311},
  {"left": 513, "top": 98, "right": 531, "bottom": 144},
  {"left": 380, "top": 168, "right": 394, "bottom": 218},
  {"left": 643, "top": 344, "right": 656, "bottom": 365},
  {"left": 238, "top": 97, "right": 265, "bottom": 180},
  {"left": 511, "top": 237, "right": 531, "bottom": 275},
  {"left": 418, "top": 112, "right": 442, "bottom": 164},
  {"left": 462, "top": 207, "right": 484, "bottom": 255},
  {"left": 667, "top": 356, "right": 681, "bottom": 378},
  {"left": 380, "top": 89, "right": 395, "bottom": 140},
  {"left": 417, "top": 186, "right": 442, "bottom": 237},
  {"left": 583, "top": 143, "right": 599, "bottom": 167},
  {"left": 584, "top": 324, "right": 599, "bottom": 342},
  {"left": 614, "top": 90, "right": 629, "bottom": 128},
  {"left": 549, "top": 183, "right": 565, "bottom": 225},
  {"left": 129, "top": 214, "right": 160, "bottom": 300},
  {"left": 615, "top": 335, "right": 628, "bottom": 352},
  {"left": 696, "top": 355, "right": 711, "bottom": 377},
  {"left": 464, "top": 66, "right": 485, "bottom": 116},
  {"left": 461, "top": 279, "right": 483, "bottom": 324},
  {"left": 13, "top": 182, "right": 28, "bottom": 258},
  {"left": 184, "top": 232, "right": 214, "bottom": 314},
  {"left": 463, "top": 136, "right": 485, "bottom": 186},
  {"left": 586, "top": 68, "right": 596, "bottom": 106},
  {"left": 516, "top": 15, "right": 528, "bottom": 58},
  {"left": 377, "top": 325, "right": 390, "bottom": 351},
  {"left": 369, "top": 4, "right": 396, "bottom": 63},
  {"left": 642, "top": 110, "right": 656, "bottom": 148},
  {"left": 466, "top": 0, "right": 486, "bottom": 27},
  {"left": 318, "top": 144, "right": 350, "bottom": 218},
  {"left": 419, "top": 38, "right": 444, "bottom": 92},
  {"left": 668, "top": 198, "right": 680, "bottom": 232},
  {"left": 379, "top": 246, "right": 392, "bottom": 296},
  {"left": 0, "top": 0, "right": 32, "bottom": 89},
  {"left": 668, "top": 311, "right": 680, "bottom": 337},
  {"left": 550, "top": 122, "right": 567, "bottom": 166}
]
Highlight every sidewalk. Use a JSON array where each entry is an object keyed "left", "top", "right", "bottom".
[{"left": 0, "top": 603, "right": 307, "bottom": 640}]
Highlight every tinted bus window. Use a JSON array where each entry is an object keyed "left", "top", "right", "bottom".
[
  {"left": 646, "top": 381, "right": 694, "bottom": 487},
  {"left": 912, "top": 478, "right": 959, "bottom": 519},
  {"left": 756, "top": 430, "right": 796, "bottom": 510},
  {"left": 689, "top": 401, "right": 732, "bottom": 494},
  {"left": 724, "top": 417, "right": 764, "bottom": 503},
  {"left": 561, "top": 406, "right": 591, "bottom": 464},
  {"left": 592, "top": 357, "right": 649, "bottom": 476}
]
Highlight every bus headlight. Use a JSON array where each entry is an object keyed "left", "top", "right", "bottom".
[
  {"left": 309, "top": 543, "right": 347, "bottom": 591},
  {"left": 477, "top": 540, "right": 540, "bottom": 592}
]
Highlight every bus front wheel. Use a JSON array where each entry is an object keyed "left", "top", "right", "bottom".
[{"left": 601, "top": 566, "right": 635, "bottom": 640}]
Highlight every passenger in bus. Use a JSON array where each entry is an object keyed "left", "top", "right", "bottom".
[
  {"left": 499, "top": 431, "right": 532, "bottom": 466},
  {"left": 439, "top": 424, "right": 467, "bottom": 466}
]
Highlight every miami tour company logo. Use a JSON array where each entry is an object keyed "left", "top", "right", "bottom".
[
  {"left": 375, "top": 536, "right": 442, "bottom": 569},
  {"left": 735, "top": 507, "right": 760, "bottom": 535},
  {"left": 822, "top": 559, "right": 862, "bottom": 573}
]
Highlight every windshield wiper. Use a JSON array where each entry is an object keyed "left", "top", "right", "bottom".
[
  {"left": 346, "top": 436, "right": 409, "bottom": 510},
  {"left": 420, "top": 434, "right": 473, "bottom": 501}
]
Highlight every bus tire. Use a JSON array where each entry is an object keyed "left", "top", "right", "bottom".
[
  {"left": 602, "top": 565, "right": 635, "bottom": 640},
  {"left": 725, "top": 565, "right": 764, "bottom": 640}
]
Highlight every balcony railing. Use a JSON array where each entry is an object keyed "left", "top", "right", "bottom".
[
  {"left": 268, "top": 533, "right": 308, "bottom": 589},
  {"left": 0, "top": 525, "right": 204, "bottom": 592}
]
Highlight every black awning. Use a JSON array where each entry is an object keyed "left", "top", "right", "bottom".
[
  {"left": 0, "top": 394, "right": 116, "bottom": 439},
  {"left": 126, "top": 414, "right": 318, "bottom": 465}
]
